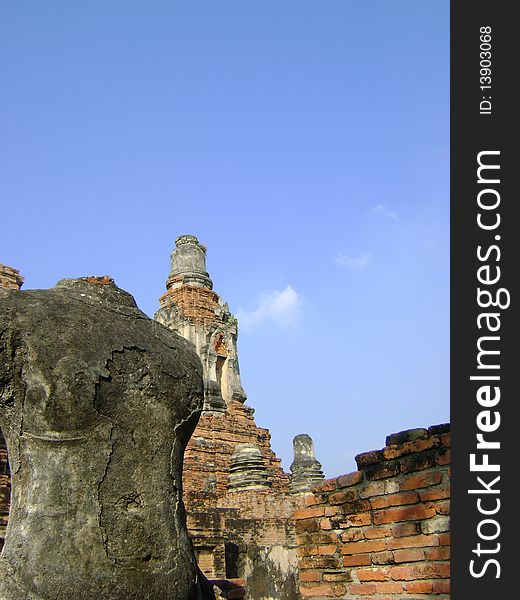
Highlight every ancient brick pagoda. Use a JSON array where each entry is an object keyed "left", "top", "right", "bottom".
[{"left": 155, "top": 235, "right": 316, "bottom": 596}]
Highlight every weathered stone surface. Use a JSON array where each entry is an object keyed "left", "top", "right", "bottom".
[
  {"left": 168, "top": 234, "right": 213, "bottom": 290},
  {"left": 290, "top": 434, "right": 324, "bottom": 494},
  {"left": 0, "top": 277, "right": 210, "bottom": 600},
  {"left": 228, "top": 443, "right": 270, "bottom": 489}
]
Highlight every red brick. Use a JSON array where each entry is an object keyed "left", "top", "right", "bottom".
[
  {"left": 320, "top": 518, "right": 332, "bottom": 530},
  {"left": 371, "top": 551, "right": 395, "bottom": 565},
  {"left": 383, "top": 437, "right": 438, "bottom": 460},
  {"left": 294, "top": 506, "right": 325, "bottom": 519},
  {"left": 299, "top": 556, "right": 342, "bottom": 570},
  {"left": 434, "top": 500, "right": 450, "bottom": 515},
  {"left": 324, "top": 505, "right": 340, "bottom": 517},
  {"left": 441, "top": 433, "right": 451, "bottom": 447},
  {"left": 425, "top": 546, "right": 450, "bottom": 560},
  {"left": 390, "top": 562, "right": 450, "bottom": 580},
  {"left": 299, "top": 583, "right": 346, "bottom": 597},
  {"left": 373, "top": 504, "right": 436, "bottom": 525},
  {"left": 328, "top": 489, "right": 358, "bottom": 505},
  {"left": 375, "top": 582, "right": 403, "bottom": 594},
  {"left": 418, "top": 487, "right": 450, "bottom": 502},
  {"left": 387, "top": 534, "right": 439, "bottom": 550},
  {"left": 338, "top": 512, "right": 371, "bottom": 527},
  {"left": 343, "top": 553, "right": 371, "bottom": 567},
  {"left": 405, "top": 581, "right": 433, "bottom": 594},
  {"left": 393, "top": 548, "right": 425, "bottom": 563},
  {"left": 364, "top": 461, "right": 400, "bottom": 481},
  {"left": 305, "top": 494, "right": 321, "bottom": 507},
  {"left": 336, "top": 471, "right": 363, "bottom": 488},
  {"left": 438, "top": 532, "right": 450, "bottom": 546},
  {"left": 400, "top": 471, "right": 442, "bottom": 490},
  {"left": 357, "top": 568, "right": 390, "bottom": 581},
  {"left": 356, "top": 450, "right": 384, "bottom": 467},
  {"left": 317, "top": 544, "right": 337, "bottom": 555},
  {"left": 349, "top": 583, "right": 377, "bottom": 595},
  {"left": 314, "top": 478, "right": 338, "bottom": 493},
  {"left": 391, "top": 522, "right": 421, "bottom": 537},
  {"left": 299, "top": 572, "right": 320, "bottom": 582},
  {"left": 399, "top": 451, "right": 438, "bottom": 473},
  {"left": 433, "top": 579, "right": 450, "bottom": 593},
  {"left": 370, "top": 492, "right": 419, "bottom": 510},
  {"left": 363, "top": 526, "right": 392, "bottom": 540},
  {"left": 340, "top": 529, "right": 364, "bottom": 543},
  {"left": 358, "top": 481, "right": 389, "bottom": 499},
  {"left": 340, "top": 540, "right": 387, "bottom": 555}
]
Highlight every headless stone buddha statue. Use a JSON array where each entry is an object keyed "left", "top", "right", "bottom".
[{"left": 0, "top": 276, "right": 211, "bottom": 600}]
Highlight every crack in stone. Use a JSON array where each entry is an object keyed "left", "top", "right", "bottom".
[{"left": 97, "top": 424, "right": 114, "bottom": 563}]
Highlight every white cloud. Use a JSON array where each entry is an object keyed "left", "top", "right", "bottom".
[
  {"left": 237, "top": 285, "right": 303, "bottom": 330},
  {"left": 334, "top": 252, "right": 372, "bottom": 271},
  {"left": 371, "top": 204, "right": 397, "bottom": 220}
]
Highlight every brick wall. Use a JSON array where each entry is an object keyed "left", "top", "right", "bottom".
[{"left": 295, "top": 424, "right": 450, "bottom": 599}]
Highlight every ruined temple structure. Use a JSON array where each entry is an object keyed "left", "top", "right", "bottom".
[{"left": 1, "top": 254, "right": 451, "bottom": 600}]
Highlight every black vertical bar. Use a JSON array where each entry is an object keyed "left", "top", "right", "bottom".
[{"left": 451, "top": 1, "right": 516, "bottom": 598}]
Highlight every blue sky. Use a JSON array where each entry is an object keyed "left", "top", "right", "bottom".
[{"left": 1, "top": 1, "right": 449, "bottom": 477}]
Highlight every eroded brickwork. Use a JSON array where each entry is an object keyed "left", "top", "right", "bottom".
[
  {"left": 184, "top": 401, "right": 299, "bottom": 585},
  {"left": 294, "top": 425, "right": 450, "bottom": 599},
  {"left": 0, "top": 265, "right": 24, "bottom": 290},
  {"left": 160, "top": 286, "right": 221, "bottom": 326}
]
